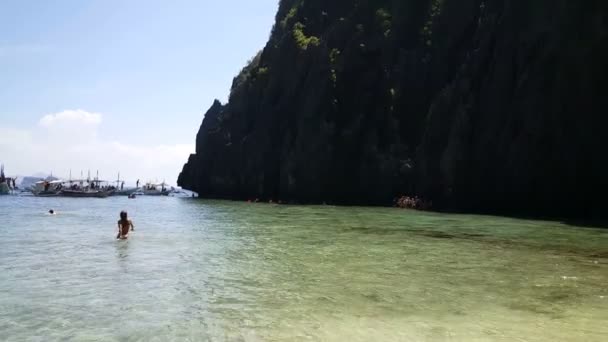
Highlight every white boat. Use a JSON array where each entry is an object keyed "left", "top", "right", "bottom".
[
  {"left": 32, "top": 179, "right": 65, "bottom": 197},
  {"left": 141, "top": 182, "right": 170, "bottom": 196}
]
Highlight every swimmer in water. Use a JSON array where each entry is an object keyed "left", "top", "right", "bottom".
[
  {"left": 116, "top": 211, "right": 135, "bottom": 239},
  {"left": 49, "top": 209, "right": 55, "bottom": 215}
]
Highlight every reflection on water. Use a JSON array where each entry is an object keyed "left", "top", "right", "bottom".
[
  {"left": 0, "top": 196, "right": 607, "bottom": 341},
  {"left": 115, "top": 240, "right": 131, "bottom": 275}
]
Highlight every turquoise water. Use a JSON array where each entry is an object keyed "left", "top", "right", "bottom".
[{"left": 0, "top": 196, "right": 606, "bottom": 341}]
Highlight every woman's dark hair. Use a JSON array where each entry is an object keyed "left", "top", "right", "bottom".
[{"left": 120, "top": 211, "right": 128, "bottom": 220}]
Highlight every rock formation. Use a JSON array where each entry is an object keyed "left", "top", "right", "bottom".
[{"left": 179, "top": 0, "right": 608, "bottom": 218}]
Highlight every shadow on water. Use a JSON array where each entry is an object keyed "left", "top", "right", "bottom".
[
  {"left": 427, "top": 206, "right": 608, "bottom": 230},
  {"left": 208, "top": 198, "right": 608, "bottom": 230},
  {"left": 341, "top": 223, "right": 608, "bottom": 260},
  {"left": 114, "top": 239, "right": 131, "bottom": 269},
  {"left": 562, "top": 219, "right": 608, "bottom": 229},
  {"left": 197, "top": 199, "right": 608, "bottom": 260}
]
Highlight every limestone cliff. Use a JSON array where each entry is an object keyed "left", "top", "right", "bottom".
[{"left": 179, "top": 0, "right": 608, "bottom": 218}]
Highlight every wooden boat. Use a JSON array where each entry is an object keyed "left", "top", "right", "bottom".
[{"left": 58, "top": 176, "right": 115, "bottom": 198}]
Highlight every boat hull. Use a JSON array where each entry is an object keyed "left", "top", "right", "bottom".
[
  {"left": 111, "top": 188, "right": 139, "bottom": 196},
  {"left": 142, "top": 190, "right": 170, "bottom": 196},
  {"left": 33, "top": 191, "right": 61, "bottom": 197},
  {"left": 59, "top": 190, "right": 115, "bottom": 198}
]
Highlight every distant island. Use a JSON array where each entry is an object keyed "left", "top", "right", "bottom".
[{"left": 179, "top": 0, "right": 607, "bottom": 219}]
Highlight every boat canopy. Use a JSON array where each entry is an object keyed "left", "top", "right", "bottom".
[
  {"left": 35, "top": 180, "right": 64, "bottom": 184},
  {"left": 146, "top": 182, "right": 167, "bottom": 186}
]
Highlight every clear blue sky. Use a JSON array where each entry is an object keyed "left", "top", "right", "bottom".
[{"left": 0, "top": 0, "right": 278, "bottom": 184}]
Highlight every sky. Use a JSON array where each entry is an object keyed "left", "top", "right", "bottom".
[{"left": 0, "top": 0, "right": 278, "bottom": 185}]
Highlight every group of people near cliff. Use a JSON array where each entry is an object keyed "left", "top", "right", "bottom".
[
  {"left": 242, "top": 196, "right": 433, "bottom": 210},
  {"left": 395, "top": 195, "right": 432, "bottom": 210}
]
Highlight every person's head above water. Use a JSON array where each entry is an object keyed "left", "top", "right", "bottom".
[{"left": 120, "top": 211, "right": 128, "bottom": 220}]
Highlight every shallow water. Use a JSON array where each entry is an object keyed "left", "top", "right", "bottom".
[{"left": 0, "top": 196, "right": 606, "bottom": 341}]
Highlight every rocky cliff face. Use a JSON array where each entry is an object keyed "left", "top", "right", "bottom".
[{"left": 179, "top": 0, "right": 608, "bottom": 217}]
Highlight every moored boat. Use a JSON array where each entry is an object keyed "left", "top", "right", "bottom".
[
  {"left": 142, "top": 182, "right": 170, "bottom": 196},
  {"left": 32, "top": 179, "right": 64, "bottom": 197},
  {"left": 109, "top": 172, "right": 137, "bottom": 196},
  {"left": 0, "top": 164, "right": 16, "bottom": 195},
  {"left": 58, "top": 178, "right": 115, "bottom": 198},
  {"left": 60, "top": 189, "right": 114, "bottom": 198}
]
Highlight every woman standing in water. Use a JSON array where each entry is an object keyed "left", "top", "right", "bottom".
[{"left": 116, "top": 211, "right": 135, "bottom": 239}]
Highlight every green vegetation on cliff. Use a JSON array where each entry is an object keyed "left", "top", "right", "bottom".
[{"left": 292, "top": 22, "right": 320, "bottom": 50}]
